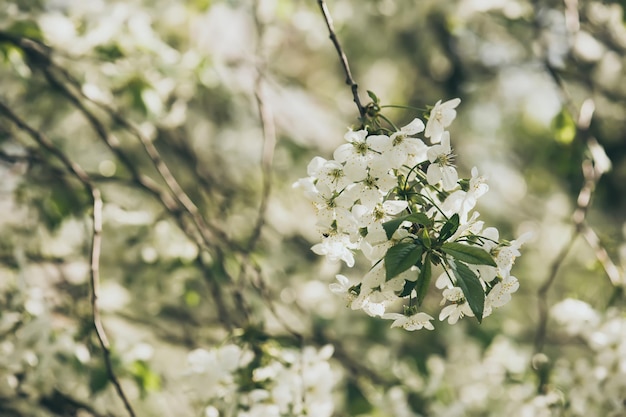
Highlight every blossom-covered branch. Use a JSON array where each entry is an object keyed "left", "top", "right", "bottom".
[{"left": 295, "top": 97, "right": 526, "bottom": 330}]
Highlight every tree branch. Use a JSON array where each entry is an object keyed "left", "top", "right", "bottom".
[
  {"left": 0, "top": 102, "right": 136, "bottom": 417},
  {"left": 317, "top": 0, "right": 366, "bottom": 119},
  {"left": 531, "top": 0, "right": 624, "bottom": 391}
]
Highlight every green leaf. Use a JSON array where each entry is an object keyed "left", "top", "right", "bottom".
[
  {"left": 367, "top": 90, "right": 379, "bottom": 104},
  {"left": 551, "top": 108, "right": 576, "bottom": 145},
  {"left": 382, "top": 212, "right": 431, "bottom": 240},
  {"left": 415, "top": 253, "right": 432, "bottom": 306},
  {"left": 441, "top": 242, "right": 496, "bottom": 266},
  {"left": 184, "top": 290, "right": 200, "bottom": 307},
  {"left": 452, "top": 261, "right": 484, "bottom": 323},
  {"left": 130, "top": 360, "right": 162, "bottom": 398},
  {"left": 8, "top": 20, "right": 44, "bottom": 41},
  {"left": 384, "top": 242, "right": 423, "bottom": 280},
  {"left": 398, "top": 279, "right": 417, "bottom": 297},
  {"left": 438, "top": 213, "right": 459, "bottom": 242}
]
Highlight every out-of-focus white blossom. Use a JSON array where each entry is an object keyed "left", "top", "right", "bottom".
[
  {"left": 186, "top": 343, "right": 335, "bottom": 417},
  {"left": 551, "top": 298, "right": 600, "bottom": 335}
]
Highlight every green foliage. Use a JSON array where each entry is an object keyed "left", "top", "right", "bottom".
[
  {"left": 551, "top": 107, "right": 577, "bottom": 145},
  {"left": 384, "top": 241, "right": 422, "bottom": 280},
  {"left": 382, "top": 212, "right": 431, "bottom": 240},
  {"left": 438, "top": 213, "right": 459, "bottom": 242},
  {"left": 7, "top": 20, "right": 43, "bottom": 40},
  {"left": 441, "top": 242, "right": 497, "bottom": 267},
  {"left": 451, "top": 261, "right": 485, "bottom": 323},
  {"left": 129, "top": 361, "right": 161, "bottom": 398}
]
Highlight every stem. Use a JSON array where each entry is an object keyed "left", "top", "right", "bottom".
[
  {"left": 440, "top": 261, "right": 455, "bottom": 286},
  {"left": 317, "top": 0, "right": 366, "bottom": 119},
  {"left": 381, "top": 104, "right": 428, "bottom": 112},
  {"left": 378, "top": 113, "right": 399, "bottom": 131}
]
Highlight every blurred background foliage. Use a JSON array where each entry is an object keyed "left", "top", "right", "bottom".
[{"left": 0, "top": 0, "right": 625, "bottom": 416}]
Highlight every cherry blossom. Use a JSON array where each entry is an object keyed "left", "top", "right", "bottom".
[{"left": 424, "top": 98, "right": 461, "bottom": 143}]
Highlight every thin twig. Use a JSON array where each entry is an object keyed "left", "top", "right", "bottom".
[
  {"left": 0, "top": 102, "right": 136, "bottom": 417},
  {"left": 195, "top": 249, "right": 239, "bottom": 331},
  {"left": 9, "top": 30, "right": 245, "bottom": 331},
  {"left": 248, "top": 0, "right": 277, "bottom": 254},
  {"left": 579, "top": 224, "right": 623, "bottom": 287},
  {"left": 531, "top": 0, "right": 623, "bottom": 391},
  {"left": 0, "top": 31, "right": 232, "bottom": 254},
  {"left": 41, "top": 67, "right": 184, "bottom": 219},
  {"left": 249, "top": 71, "right": 276, "bottom": 252},
  {"left": 88, "top": 189, "right": 138, "bottom": 417},
  {"left": 534, "top": 236, "right": 576, "bottom": 353},
  {"left": 48, "top": 64, "right": 235, "bottom": 252},
  {"left": 317, "top": 0, "right": 366, "bottom": 119}
]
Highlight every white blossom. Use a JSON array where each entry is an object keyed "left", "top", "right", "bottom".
[
  {"left": 441, "top": 167, "right": 489, "bottom": 223},
  {"left": 551, "top": 298, "right": 600, "bottom": 336},
  {"left": 382, "top": 312, "right": 435, "bottom": 331},
  {"left": 311, "top": 234, "right": 357, "bottom": 267},
  {"left": 333, "top": 128, "right": 374, "bottom": 182},
  {"left": 368, "top": 118, "right": 428, "bottom": 170},
  {"left": 439, "top": 287, "right": 474, "bottom": 324},
  {"left": 426, "top": 132, "right": 458, "bottom": 190},
  {"left": 425, "top": 98, "right": 461, "bottom": 143}
]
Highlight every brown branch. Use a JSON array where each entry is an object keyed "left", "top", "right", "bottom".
[
  {"left": 0, "top": 30, "right": 228, "bottom": 253},
  {"left": 531, "top": 1, "right": 624, "bottom": 392},
  {"left": 248, "top": 1, "right": 277, "bottom": 253},
  {"left": 3, "top": 30, "right": 244, "bottom": 335},
  {"left": 40, "top": 68, "right": 183, "bottom": 217},
  {"left": 0, "top": 102, "right": 136, "bottom": 417},
  {"left": 580, "top": 224, "right": 623, "bottom": 287},
  {"left": 45, "top": 63, "right": 234, "bottom": 252},
  {"left": 317, "top": 0, "right": 366, "bottom": 119},
  {"left": 89, "top": 100, "right": 227, "bottom": 249},
  {"left": 534, "top": 236, "right": 576, "bottom": 354},
  {"left": 249, "top": 76, "right": 275, "bottom": 253}
]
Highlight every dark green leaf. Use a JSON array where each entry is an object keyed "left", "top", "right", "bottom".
[
  {"left": 398, "top": 279, "right": 417, "bottom": 297},
  {"left": 415, "top": 253, "right": 432, "bottom": 306},
  {"left": 452, "top": 261, "right": 484, "bottom": 323},
  {"left": 438, "top": 213, "right": 459, "bottom": 242},
  {"left": 441, "top": 242, "right": 496, "bottom": 266},
  {"left": 382, "top": 212, "right": 431, "bottom": 240},
  {"left": 384, "top": 242, "right": 423, "bottom": 280},
  {"left": 367, "top": 90, "right": 379, "bottom": 104}
]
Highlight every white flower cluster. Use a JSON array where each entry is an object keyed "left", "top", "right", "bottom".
[
  {"left": 296, "top": 98, "right": 527, "bottom": 330},
  {"left": 186, "top": 343, "right": 335, "bottom": 417}
]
